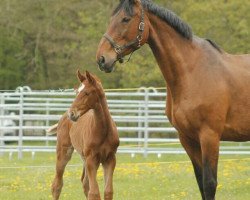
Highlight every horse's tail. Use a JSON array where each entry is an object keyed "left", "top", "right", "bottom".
[{"left": 46, "top": 123, "right": 58, "bottom": 135}]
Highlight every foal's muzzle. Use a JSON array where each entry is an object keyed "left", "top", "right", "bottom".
[{"left": 68, "top": 111, "right": 79, "bottom": 122}]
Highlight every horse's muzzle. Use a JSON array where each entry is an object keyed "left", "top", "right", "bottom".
[{"left": 97, "top": 56, "right": 115, "bottom": 73}]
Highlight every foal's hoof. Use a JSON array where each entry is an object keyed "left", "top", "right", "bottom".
[
  {"left": 88, "top": 193, "right": 101, "bottom": 200},
  {"left": 104, "top": 192, "right": 113, "bottom": 200}
]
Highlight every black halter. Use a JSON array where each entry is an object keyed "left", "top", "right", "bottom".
[{"left": 103, "top": 6, "right": 145, "bottom": 63}]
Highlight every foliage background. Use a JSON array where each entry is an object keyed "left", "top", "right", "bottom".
[{"left": 0, "top": 0, "right": 249, "bottom": 90}]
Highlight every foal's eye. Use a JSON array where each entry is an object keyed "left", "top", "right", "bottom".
[
  {"left": 122, "top": 17, "right": 131, "bottom": 23},
  {"left": 84, "top": 92, "right": 89, "bottom": 96}
]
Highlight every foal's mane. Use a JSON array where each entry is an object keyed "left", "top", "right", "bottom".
[{"left": 113, "top": 0, "right": 193, "bottom": 40}]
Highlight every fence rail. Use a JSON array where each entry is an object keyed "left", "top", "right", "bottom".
[{"left": 0, "top": 87, "right": 249, "bottom": 159}]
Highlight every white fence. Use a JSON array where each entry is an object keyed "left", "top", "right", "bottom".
[{"left": 0, "top": 87, "right": 250, "bottom": 159}]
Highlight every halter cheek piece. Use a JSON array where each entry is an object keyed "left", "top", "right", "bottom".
[{"left": 103, "top": 6, "right": 145, "bottom": 63}]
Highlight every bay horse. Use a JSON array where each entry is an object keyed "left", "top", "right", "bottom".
[
  {"left": 50, "top": 70, "right": 119, "bottom": 200},
  {"left": 96, "top": 0, "right": 250, "bottom": 199}
]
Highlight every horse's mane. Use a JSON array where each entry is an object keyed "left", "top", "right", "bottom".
[
  {"left": 205, "top": 39, "right": 222, "bottom": 53},
  {"left": 113, "top": 0, "right": 193, "bottom": 40}
]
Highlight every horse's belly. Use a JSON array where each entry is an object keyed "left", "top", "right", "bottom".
[
  {"left": 221, "top": 124, "right": 250, "bottom": 141},
  {"left": 222, "top": 103, "right": 250, "bottom": 141}
]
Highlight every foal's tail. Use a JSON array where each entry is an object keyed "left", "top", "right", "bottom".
[{"left": 46, "top": 123, "right": 58, "bottom": 135}]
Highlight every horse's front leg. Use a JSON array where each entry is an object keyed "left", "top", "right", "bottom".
[
  {"left": 200, "top": 126, "right": 220, "bottom": 200},
  {"left": 86, "top": 155, "right": 101, "bottom": 200},
  {"left": 103, "top": 154, "right": 116, "bottom": 200},
  {"left": 179, "top": 134, "right": 205, "bottom": 200}
]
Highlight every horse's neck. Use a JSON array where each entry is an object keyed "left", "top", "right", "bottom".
[
  {"left": 147, "top": 13, "right": 196, "bottom": 99},
  {"left": 94, "top": 96, "right": 113, "bottom": 133}
]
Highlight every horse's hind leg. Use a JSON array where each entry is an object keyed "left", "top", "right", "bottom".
[
  {"left": 103, "top": 154, "right": 116, "bottom": 200},
  {"left": 81, "top": 165, "right": 89, "bottom": 197},
  {"left": 179, "top": 135, "right": 205, "bottom": 200}
]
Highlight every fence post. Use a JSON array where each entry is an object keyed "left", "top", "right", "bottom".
[
  {"left": 0, "top": 94, "right": 4, "bottom": 156},
  {"left": 137, "top": 87, "right": 146, "bottom": 147},
  {"left": 138, "top": 106, "right": 143, "bottom": 147},
  {"left": 45, "top": 99, "right": 49, "bottom": 146},
  {"left": 143, "top": 88, "right": 149, "bottom": 158},
  {"left": 18, "top": 88, "right": 24, "bottom": 159}
]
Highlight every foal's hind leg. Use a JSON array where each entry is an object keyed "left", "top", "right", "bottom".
[
  {"left": 179, "top": 135, "right": 205, "bottom": 200},
  {"left": 103, "top": 154, "right": 116, "bottom": 200},
  {"left": 81, "top": 165, "right": 89, "bottom": 197},
  {"left": 52, "top": 144, "right": 74, "bottom": 200},
  {"left": 51, "top": 118, "right": 73, "bottom": 200}
]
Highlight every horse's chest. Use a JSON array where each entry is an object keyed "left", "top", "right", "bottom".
[
  {"left": 171, "top": 105, "right": 201, "bottom": 140},
  {"left": 172, "top": 108, "right": 190, "bottom": 132},
  {"left": 166, "top": 95, "right": 193, "bottom": 132}
]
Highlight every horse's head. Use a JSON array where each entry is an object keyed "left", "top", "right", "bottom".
[
  {"left": 96, "top": 0, "right": 149, "bottom": 73},
  {"left": 68, "top": 70, "right": 103, "bottom": 122}
]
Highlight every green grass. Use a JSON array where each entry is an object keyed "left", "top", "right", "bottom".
[{"left": 0, "top": 153, "right": 250, "bottom": 200}]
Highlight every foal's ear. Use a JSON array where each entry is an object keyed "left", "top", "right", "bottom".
[
  {"left": 85, "top": 71, "right": 96, "bottom": 85},
  {"left": 77, "top": 69, "right": 86, "bottom": 82}
]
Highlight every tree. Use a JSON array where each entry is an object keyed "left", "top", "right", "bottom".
[{"left": 0, "top": 0, "right": 249, "bottom": 90}]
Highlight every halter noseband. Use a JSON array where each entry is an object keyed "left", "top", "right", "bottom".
[{"left": 103, "top": 5, "right": 145, "bottom": 63}]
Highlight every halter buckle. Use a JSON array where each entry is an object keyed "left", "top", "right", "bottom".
[
  {"left": 139, "top": 22, "right": 145, "bottom": 31},
  {"left": 114, "top": 47, "right": 122, "bottom": 54}
]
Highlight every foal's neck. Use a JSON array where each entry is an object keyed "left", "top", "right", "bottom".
[
  {"left": 147, "top": 13, "right": 196, "bottom": 99},
  {"left": 94, "top": 94, "right": 113, "bottom": 133}
]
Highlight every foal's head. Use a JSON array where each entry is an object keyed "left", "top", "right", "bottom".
[
  {"left": 96, "top": 0, "right": 149, "bottom": 73},
  {"left": 68, "top": 70, "right": 104, "bottom": 122}
]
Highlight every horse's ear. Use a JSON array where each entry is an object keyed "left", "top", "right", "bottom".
[
  {"left": 85, "top": 71, "right": 96, "bottom": 85},
  {"left": 129, "top": 0, "right": 141, "bottom": 4},
  {"left": 77, "top": 69, "right": 86, "bottom": 82}
]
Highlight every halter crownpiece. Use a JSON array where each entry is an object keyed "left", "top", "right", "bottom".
[{"left": 103, "top": 3, "right": 145, "bottom": 63}]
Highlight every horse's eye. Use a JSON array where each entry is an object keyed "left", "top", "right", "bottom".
[
  {"left": 84, "top": 92, "right": 89, "bottom": 96},
  {"left": 122, "top": 17, "right": 131, "bottom": 23}
]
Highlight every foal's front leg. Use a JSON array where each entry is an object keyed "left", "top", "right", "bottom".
[
  {"left": 86, "top": 155, "right": 101, "bottom": 200},
  {"left": 103, "top": 154, "right": 116, "bottom": 200}
]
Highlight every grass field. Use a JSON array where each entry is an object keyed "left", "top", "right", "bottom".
[{"left": 0, "top": 152, "right": 250, "bottom": 200}]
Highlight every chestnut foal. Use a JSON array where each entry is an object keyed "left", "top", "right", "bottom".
[{"left": 50, "top": 70, "right": 119, "bottom": 200}]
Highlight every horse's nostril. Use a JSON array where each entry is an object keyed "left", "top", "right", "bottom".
[{"left": 99, "top": 56, "right": 105, "bottom": 64}]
